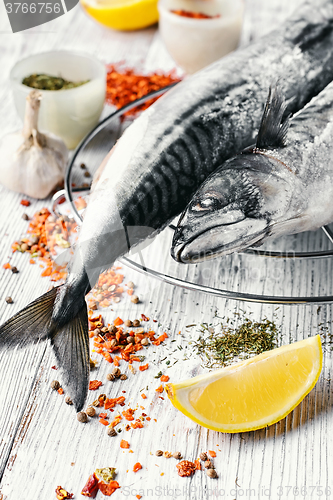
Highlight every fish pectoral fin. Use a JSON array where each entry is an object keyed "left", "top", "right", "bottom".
[
  {"left": 50, "top": 305, "right": 89, "bottom": 412},
  {"left": 255, "top": 84, "right": 290, "bottom": 150},
  {"left": 0, "top": 286, "right": 59, "bottom": 349}
]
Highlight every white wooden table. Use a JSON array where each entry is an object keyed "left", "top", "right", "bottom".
[{"left": 0, "top": 1, "right": 333, "bottom": 499}]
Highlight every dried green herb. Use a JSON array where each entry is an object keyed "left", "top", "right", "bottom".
[
  {"left": 194, "top": 316, "right": 279, "bottom": 368},
  {"left": 22, "top": 73, "right": 89, "bottom": 91}
]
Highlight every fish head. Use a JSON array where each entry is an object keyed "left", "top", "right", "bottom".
[{"left": 171, "top": 153, "right": 293, "bottom": 263}]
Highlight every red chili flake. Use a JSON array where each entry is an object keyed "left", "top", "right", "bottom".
[
  {"left": 99, "top": 412, "right": 108, "bottom": 419},
  {"left": 141, "top": 394, "right": 147, "bottom": 399},
  {"left": 89, "top": 380, "right": 102, "bottom": 391},
  {"left": 55, "top": 486, "right": 74, "bottom": 499},
  {"left": 57, "top": 387, "right": 64, "bottom": 395},
  {"left": 208, "top": 450, "right": 216, "bottom": 458},
  {"left": 194, "top": 459, "right": 201, "bottom": 470},
  {"left": 51, "top": 365, "right": 58, "bottom": 370},
  {"left": 141, "top": 314, "right": 149, "bottom": 321},
  {"left": 136, "top": 496, "right": 142, "bottom": 499},
  {"left": 160, "top": 375, "right": 169, "bottom": 382},
  {"left": 120, "top": 439, "right": 130, "bottom": 449},
  {"left": 114, "top": 317, "right": 124, "bottom": 326},
  {"left": 2, "top": 263, "right": 11, "bottom": 269},
  {"left": 81, "top": 473, "right": 99, "bottom": 497},
  {"left": 155, "top": 385, "right": 164, "bottom": 393},
  {"left": 99, "top": 418, "right": 109, "bottom": 426},
  {"left": 98, "top": 481, "right": 120, "bottom": 496},
  {"left": 20, "top": 199, "right": 30, "bottom": 206},
  {"left": 133, "top": 462, "right": 142, "bottom": 473},
  {"left": 105, "top": 64, "right": 181, "bottom": 119},
  {"left": 139, "top": 363, "right": 149, "bottom": 372},
  {"left": 176, "top": 460, "right": 196, "bottom": 477},
  {"left": 170, "top": 9, "right": 220, "bottom": 19}
]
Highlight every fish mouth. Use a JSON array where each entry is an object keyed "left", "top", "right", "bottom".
[{"left": 171, "top": 218, "right": 269, "bottom": 263}]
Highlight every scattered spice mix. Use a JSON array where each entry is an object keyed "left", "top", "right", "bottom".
[
  {"left": 105, "top": 64, "right": 181, "bottom": 118},
  {"left": 170, "top": 9, "right": 220, "bottom": 18}
]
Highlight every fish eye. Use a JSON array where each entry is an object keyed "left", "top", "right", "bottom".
[{"left": 191, "top": 194, "right": 223, "bottom": 212}]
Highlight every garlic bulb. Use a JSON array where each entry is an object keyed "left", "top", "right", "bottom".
[{"left": 0, "top": 90, "right": 68, "bottom": 198}]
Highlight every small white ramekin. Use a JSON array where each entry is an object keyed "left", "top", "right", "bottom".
[
  {"left": 10, "top": 51, "right": 106, "bottom": 149},
  {"left": 158, "top": 0, "right": 244, "bottom": 74}
]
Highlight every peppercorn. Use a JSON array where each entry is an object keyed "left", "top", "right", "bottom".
[
  {"left": 65, "top": 396, "right": 73, "bottom": 405},
  {"left": 22, "top": 213, "right": 29, "bottom": 221},
  {"left": 200, "top": 452, "right": 208, "bottom": 461},
  {"left": 108, "top": 325, "right": 117, "bottom": 334},
  {"left": 84, "top": 171, "right": 91, "bottom": 177},
  {"left": 127, "top": 336, "right": 135, "bottom": 344},
  {"left": 173, "top": 452, "right": 182, "bottom": 459},
  {"left": 77, "top": 412, "right": 88, "bottom": 423},
  {"left": 155, "top": 450, "right": 163, "bottom": 457},
  {"left": 127, "top": 281, "right": 134, "bottom": 289},
  {"left": 131, "top": 295, "right": 139, "bottom": 304},
  {"left": 136, "top": 328, "right": 144, "bottom": 335},
  {"left": 5, "top": 296, "right": 13, "bottom": 304},
  {"left": 94, "top": 328, "right": 101, "bottom": 336},
  {"left": 124, "top": 319, "right": 132, "bottom": 327},
  {"left": 120, "top": 374, "right": 127, "bottom": 380},
  {"left": 108, "top": 285, "right": 116, "bottom": 292},
  {"left": 112, "top": 367, "right": 121, "bottom": 378},
  {"left": 107, "top": 373, "right": 115, "bottom": 381},
  {"left": 51, "top": 380, "right": 60, "bottom": 390},
  {"left": 107, "top": 427, "right": 117, "bottom": 437},
  {"left": 90, "top": 358, "right": 97, "bottom": 370},
  {"left": 113, "top": 297, "right": 120, "bottom": 303},
  {"left": 132, "top": 319, "right": 140, "bottom": 327},
  {"left": 109, "top": 339, "right": 117, "bottom": 348},
  {"left": 10, "top": 266, "right": 18, "bottom": 274},
  {"left": 204, "top": 460, "right": 214, "bottom": 469},
  {"left": 141, "top": 338, "right": 149, "bottom": 346},
  {"left": 80, "top": 163, "right": 86, "bottom": 169},
  {"left": 101, "top": 327, "right": 109, "bottom": 333},
  {"left": 96, "top": 294, "right": 103, "bottom": 302},
  {"left": 206, "top": 468, "right": 218, "bottom": 478},
  {"left": 86, "top": 406, "right": 96, "bottom": 417},
  {"left": 21, "top": 243, "right": 28, "bottom": 252}
]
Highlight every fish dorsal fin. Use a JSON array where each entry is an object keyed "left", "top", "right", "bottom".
[{"left": 256, "top": 85, "right": 290, "bottom": 150}]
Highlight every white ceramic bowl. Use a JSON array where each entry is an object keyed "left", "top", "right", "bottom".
[
  {"left": 158, "top": 0, "right": 244, "bottom": 74},
  {"left": 10, "top": 51, "right": 106, "bottom": 149}
]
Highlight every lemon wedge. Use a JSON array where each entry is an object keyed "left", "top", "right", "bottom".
[
  {"left": 80, "top": 0, "right": 159, "bottom": 31},
  {"left": 166, "top": 335, "right": 322, "bottom": 433}
]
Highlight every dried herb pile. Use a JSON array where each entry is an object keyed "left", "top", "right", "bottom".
[{"left": 194, "top": 315, "right": 280, "bottom": 368}]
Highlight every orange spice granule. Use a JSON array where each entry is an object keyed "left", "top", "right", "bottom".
[
  {"left": 105, "top": 64, "right": 181, "bottom": 119},
  {"left": 89, "top": 380, "right": 102, "bottom": 391},
  {"left": 57, "top": 388, "right": 64, "bottom": 395},
  {"left": 98, "top": 480, "right": 120, "bottom": 497},
  {"left": 20, "top": 199, "right": 30, "bottom": 206},
  {"left": 114, "top": 317, "right": 124, "bottom": 326},
  {"left": 2, "top": 262, "right": 11, "bottom": 269},
  {"left": 133, "top": 463, "right": 142, "bottom": 473},
  {"left": 136, "top": 495, "right": 142, "bottom": 499},
  {"left": 99, "top": 418, "right": 109, "bottom": 426},
  {"left": 155, "top": 385, "right": 164, "bottom": 393},
  {"left": 208, "top": 450, "right": 216, "bottom": 458},
  {"left": 120, "top": 439, "right": 130, "bottom": 449},
  {"left": 160, "top": 375, "right": 169, "bottom": 382},
  {"left": 194, "top": 459, "right": 201, "bottom": 470},
  {"left": 141, "top": 394, "right": 147, "bottom": 399},
  {"left": 153, "top": 332, "right": 169, "bottom": 346},
  {"left": 139, "top": 363, "right": 149, "bottom": 372}
]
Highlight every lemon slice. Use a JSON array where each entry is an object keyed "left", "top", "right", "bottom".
[
  {"left": 80, "top": 0, "right": 159, "bottom": 31},
  {"left": 166, "top": 336, "right": 322, "bottom": 433}
]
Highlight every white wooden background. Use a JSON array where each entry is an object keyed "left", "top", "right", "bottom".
[{"left": 1, "top": 1, "right": 333, "bottom": 499}]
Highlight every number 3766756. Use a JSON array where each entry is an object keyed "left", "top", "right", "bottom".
[{"left": 5, "top": 3, "right": 61, "bottom": 14}]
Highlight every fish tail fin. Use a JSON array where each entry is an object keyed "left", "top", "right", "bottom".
[
  {"left": 50, "top": 305, "right": 89, "bottom": 412},
  {"left": 0, "top": 285, "right": 89, "bottom": 412},
  {"left": 0, "top": 286, "right": 59, "bottom": 349}
]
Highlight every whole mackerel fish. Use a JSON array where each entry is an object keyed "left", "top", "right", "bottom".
[
  {"left": 1, "top": 0, "right": 333, "bottom": 411},
  {"left": 171, "top": 82, "right": 333, "bottom": 262}
]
